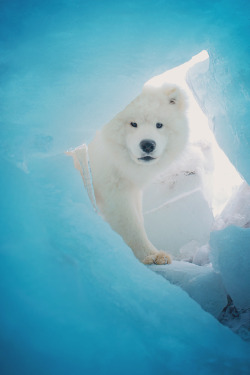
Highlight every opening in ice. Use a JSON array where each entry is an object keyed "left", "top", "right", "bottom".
[
  {"left": 70, "top": 51, "right": 244, "bottom": 265},
  {"left": 68, "top": 51, "right": 249, "bottom": 328}
]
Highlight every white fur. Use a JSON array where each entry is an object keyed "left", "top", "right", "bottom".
[{"left": 88, "top": 84, "right": 189, "bottom": 264}]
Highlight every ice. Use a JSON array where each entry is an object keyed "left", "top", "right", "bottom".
[
  {"left": 149, "top": 261, "right": 227, "bottom": 318},
  {"left": 211, "top": 226, "right": 250, "bottom": 311},
  {"left": 1, "top": 0, "right": 250, "bottom": 374},
  {"left": 214, "top": 182, "right": 250, "bottom": 230},
  {"left": 1, "top": 158, "right": 250, "bottom": 374},
  {"left": 210, "top": 226, "right": 250, "bottom": 340}
]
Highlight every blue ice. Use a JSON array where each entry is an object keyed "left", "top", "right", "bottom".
[{"left": 0, "top": 0, "right": 250, "bottom": 374}]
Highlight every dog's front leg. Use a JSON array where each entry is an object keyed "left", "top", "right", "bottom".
[{"left": 101, "top": 186, "right": 171, "bottom": 265}]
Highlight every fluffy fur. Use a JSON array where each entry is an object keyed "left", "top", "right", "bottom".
[{"left": 88, "top": 84, "right": 189, "bottom": 264}]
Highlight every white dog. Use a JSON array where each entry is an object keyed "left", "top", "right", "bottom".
[{"left": 88, "top": 83, "right": 189, "bottom": 265}]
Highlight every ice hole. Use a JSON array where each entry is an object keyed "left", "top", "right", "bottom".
[
  {"left": 68, "top": 51, "right": 248, "bottom": 323},
  {"left": 69, "top": 51, "right": 245, "bottom": 267}
]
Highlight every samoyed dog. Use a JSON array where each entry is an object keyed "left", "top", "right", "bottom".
[{"left": 88, "top": 83, "right": 188, "bottom": 265}]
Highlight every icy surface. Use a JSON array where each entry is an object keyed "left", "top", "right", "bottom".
[
  {"left": 211, "top": 226, "right": 250, "bottom": 310},
  {"left": 1, "top": 158, "right": 249, "bottom": 375},
  {"left": 149, "top": 261, "right": 227, "bottom": 318},
  {"left": 214, "top": 182, "right": 250, "bottom": 230},
  {"left": 210, "top": 226, "right": 250, "bottom": 340},
  {"left": 1, "top": 0, "right": 250, "bottom": 374}
]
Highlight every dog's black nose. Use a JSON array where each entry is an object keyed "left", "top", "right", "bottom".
[{"left": 140, "top": 139, "right": 156, "bottom": 154}]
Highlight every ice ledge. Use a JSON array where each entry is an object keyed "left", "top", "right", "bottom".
[{"left": 149, "top": 260, "right": 227, "bottom": 318}]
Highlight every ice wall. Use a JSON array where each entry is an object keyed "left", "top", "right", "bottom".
[
  {"left": 1, "top": 157, "right": 250, "bottom": 374},
  {"left": 1, "top": 0, "right": 250, "bottom": 374}
]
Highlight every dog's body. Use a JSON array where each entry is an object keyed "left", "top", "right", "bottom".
[{"left": 88, "top": 84, "right": 189, "bottom": 264}]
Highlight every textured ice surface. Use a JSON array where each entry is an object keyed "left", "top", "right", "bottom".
[
  {"left": 210, "top": 226, "right": 250, "bottom": 340},
  {"left": 211, "top": 226, "right": 250, "bottom": 310},
  {"left": 149, "top": 261, "right": 227, "bottom": 318},
  {"left": 1, "top": 0, "right": 250, "bottom": 374},
  {"left": 1, "top": 158, "right": 250, "bottom": 375},
  {"left": 214, "top": 182, "right": 250, "bottom": 230}
]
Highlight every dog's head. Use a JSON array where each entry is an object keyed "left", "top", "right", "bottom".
[
  {"left": 102, "top": 84, "right": 188, "bottom": 170},
  {"left": 121, "top": 84, "right": 188, "bottom": 165}
]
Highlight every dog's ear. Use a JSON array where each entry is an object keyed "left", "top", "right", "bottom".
[{"left": 163, "top": 85, "right": 187, "bottom": 111}]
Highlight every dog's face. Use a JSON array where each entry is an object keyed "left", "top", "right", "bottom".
[
  {"left": 121, "top": 84, "right": 188, "bottom": 165},
  {"left": 102, "top": 84, "right": 188, "bottom": 171},
  {"left": 125, "top": 120, "right": 168, "bottom": 165}
]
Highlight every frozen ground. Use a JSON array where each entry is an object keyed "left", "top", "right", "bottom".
[{"left": 1, "top": 0, "right": 250, "bottom": 374}]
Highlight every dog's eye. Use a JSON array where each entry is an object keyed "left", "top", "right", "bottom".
[
  {"left": 169, "top": 98, "right": 176, "bottom": 105},
  {"left": 130, "top": 122, "right": 138, "bottom": 128},
  {"left": 156, "top": 122, "right": 163, "bottom": 129}
]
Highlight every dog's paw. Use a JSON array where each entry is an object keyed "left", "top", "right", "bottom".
[{"left": 142, "top": 251, "right": 172, "bottom": 265}]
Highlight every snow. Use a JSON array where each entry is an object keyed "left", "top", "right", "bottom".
[
  {"left": 1, "top": 0, "right": 250, "bottom": 374},
  {"left": 144, "top": 171, "right": 214, "bottom": 260}
]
